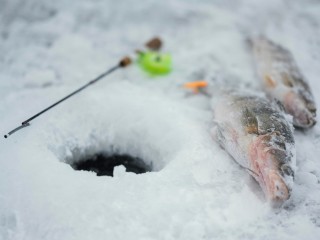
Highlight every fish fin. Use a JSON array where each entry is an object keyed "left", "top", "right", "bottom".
[{"left": 280, "top": 164, "right": 294, "bottom": 178}]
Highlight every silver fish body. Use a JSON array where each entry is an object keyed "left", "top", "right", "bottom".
[
  {"left": 213, "top": 92, "right": 295, "bottom": 205},
  {"left": 250, "top": 36, "right": 316, "bottom": 128}
]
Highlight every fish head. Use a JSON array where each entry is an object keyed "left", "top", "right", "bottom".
[
  {"left": 284, "top": 90, "right": 316, "bottom": 128},
  {"left": 264, "top": 148, "right": 294, "bottom": 204},
  {"left": 251, "top": 135, "right": 294, "bottom": 205}
]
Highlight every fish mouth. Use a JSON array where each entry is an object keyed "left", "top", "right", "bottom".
[
  {"left": 250, "top": 138, "right": 292, "bottom": 205},
  {"left": 284, "top": 92, "right": 317, "bottom": 128},
  {"left": 294, "top": 116, "right": 316, "bottom": 128},
  {"left": 258, "top": 167, "right": 290, "bottom": 205},
  {"left": 292, "top": 110, "right": 316, "bottom": 128}
]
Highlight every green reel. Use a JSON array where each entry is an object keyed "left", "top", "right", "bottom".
[{"left": 138, "top": 51, "right": 172, "bottom": 75}]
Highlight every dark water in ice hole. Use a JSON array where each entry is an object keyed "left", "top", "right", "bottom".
[{"left": 72, "top": 154, "right": 152, "bottom": 177}]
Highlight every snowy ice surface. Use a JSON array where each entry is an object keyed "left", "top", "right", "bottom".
[{"left": 1, "top": 0, "right": 320, "bottom": 239}]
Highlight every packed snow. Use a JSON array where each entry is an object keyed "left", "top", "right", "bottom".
[{"left": 1, "top": 0, "right": 320, "bottom": 239}]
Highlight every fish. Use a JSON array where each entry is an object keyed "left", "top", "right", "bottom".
[
  {"left": 212, "top": 92, "right": 296, "bottom": 205},
  {"left": 250, "top": 36, "right": 316, "bottom": 128}
]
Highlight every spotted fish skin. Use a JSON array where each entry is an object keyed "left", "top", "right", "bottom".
[
  {"left": 250, "top": 36, "right": 316, "bottom": 128},
  {"left": 213, "top": 92, "right": 295, "bottom": 205}
]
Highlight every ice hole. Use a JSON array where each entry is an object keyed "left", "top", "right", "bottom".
[{"left": 71, "top": 153, "right": 152, "bottom": 177}]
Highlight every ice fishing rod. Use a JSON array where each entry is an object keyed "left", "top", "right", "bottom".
[{"left": 4, "top": 37, "right": 163, "bottom": 139}]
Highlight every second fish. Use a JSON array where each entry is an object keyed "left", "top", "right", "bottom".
[{"left": 250, "top": 36, "right": 316, "bottom": 128}]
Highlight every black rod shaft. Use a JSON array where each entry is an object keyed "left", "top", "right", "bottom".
[
  {"left": 4, "top": 55, "right": 132, "bottom": 139},
  {"left": 22, "top": 65, "right": 119, "bottom": 125}
]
